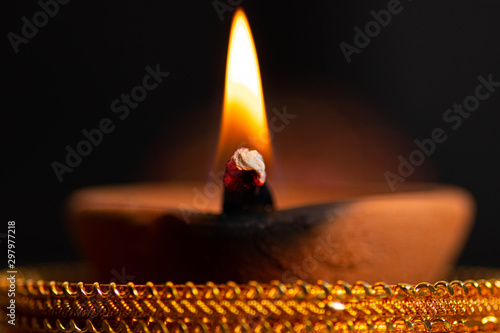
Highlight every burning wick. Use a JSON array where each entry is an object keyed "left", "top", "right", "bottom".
[{"left": 223, "top": 148, "right": 274, "bottom": 215}]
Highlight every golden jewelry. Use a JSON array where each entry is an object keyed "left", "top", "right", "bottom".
[{"left": 1, "top": 265, "right": 499, "bottom": 332}]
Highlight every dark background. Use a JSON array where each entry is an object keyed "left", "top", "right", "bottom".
[{"left": 3, "top": 1, "right": 500, "bottom": 269}]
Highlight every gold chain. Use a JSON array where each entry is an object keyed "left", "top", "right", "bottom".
[{"left": 1, "top": 267, "right": 499, "bottom": 332}]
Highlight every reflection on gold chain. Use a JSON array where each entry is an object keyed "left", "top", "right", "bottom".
[{"left": 0, "top": 267, "right": 499, "bottom": 332}]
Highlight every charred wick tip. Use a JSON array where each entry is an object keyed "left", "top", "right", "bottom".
[{"left": 222, "top": 148, "right": 274, "bottom": 215}]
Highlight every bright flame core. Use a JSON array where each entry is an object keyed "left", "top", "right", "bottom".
[{"left": 215, "top": 8, "right": 272, "bottom": 171}]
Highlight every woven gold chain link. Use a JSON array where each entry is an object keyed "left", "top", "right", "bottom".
[{"left": 1, "top": 266, "right": 499, "bottom": 332}]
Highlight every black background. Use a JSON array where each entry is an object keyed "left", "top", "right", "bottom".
[{"left": 3, "top": 1, "right": 500, "bottom": 269}]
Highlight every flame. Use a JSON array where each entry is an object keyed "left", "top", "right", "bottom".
[{"left": 215, "top": 8, "right": 272, "bottom": 171}]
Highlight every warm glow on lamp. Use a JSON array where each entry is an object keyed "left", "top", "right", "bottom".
[{"left": 215, "top": 8, "right": 272, "bottom": 171}]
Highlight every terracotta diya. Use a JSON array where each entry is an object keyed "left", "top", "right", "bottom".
[{"left": 67, "top": 9, "right": 474, "bottom": 286}]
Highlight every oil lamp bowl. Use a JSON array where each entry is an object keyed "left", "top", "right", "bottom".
[{"left": 67, "top": 182, "right": 474, "bottom": 285}]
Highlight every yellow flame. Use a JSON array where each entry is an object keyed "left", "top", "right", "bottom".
[{"left": 215, "top": 8, "right": 272, "bottom": 170}]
